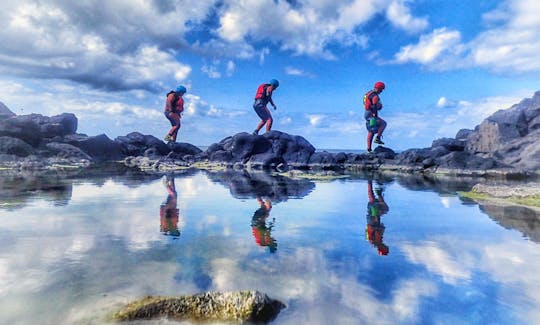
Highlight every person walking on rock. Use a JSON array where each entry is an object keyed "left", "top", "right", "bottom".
[
  {"left": 252, "top": 79, "right": 279, "bottom": 135},
  {"left": 364, "top": 81, "right": 387, "bottom": 152},
  {"left": 164, "top": 85, "right": 186, "bottom": 143}
]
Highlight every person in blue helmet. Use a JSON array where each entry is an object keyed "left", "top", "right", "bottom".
[
  {"left": 164, "top": 85, "right": 186, "bottom": 143},
  {"left": 252, "top": 79, "right": 279, "bottom": 135}
]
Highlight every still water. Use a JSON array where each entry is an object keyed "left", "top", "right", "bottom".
[{"left": 0, "top": 169, "right": 539, "bottom": 325}]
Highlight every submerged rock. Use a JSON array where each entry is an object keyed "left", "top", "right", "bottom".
[{"left": 113, "top": 290, "right": 285, "bottom": 323}]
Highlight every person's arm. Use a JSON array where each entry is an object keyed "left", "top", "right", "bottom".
[
  {"left": 372, "top": 94, "right": 382, "bottom": 110},
  {"left": 267, "top": 86, "right": 277, "bottom": 109}
]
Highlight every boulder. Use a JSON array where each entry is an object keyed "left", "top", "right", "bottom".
[
  {"left": 115, "top": 132, "right": 169, "bottom": 156},
  {"left": 113, "top": 290, "right": 285, "bottom": 323},
  {"left": 0, "top": 115, "right": 42, "bottom": 146},
  {"left": 64, "top": 133, "right": 124, "bottom": 161},
  {"left": 0, "top": 136, "right": 34, "bottom": 157}
]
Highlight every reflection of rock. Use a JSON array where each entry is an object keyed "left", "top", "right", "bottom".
[
  {"left": 113, "top": 290, "right": 285, "bottom": 323},
  {"left": 0, "top": 175, "right": 73, "bottom": 209},
  {"left": 479, "top": 204, "right": 540, "bottom": 243},
  {"left": 205, "top": 170, "right": 315, "bottom": 202}
]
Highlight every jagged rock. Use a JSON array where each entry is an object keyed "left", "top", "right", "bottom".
[
  {"left": 168, "top": 142, "right": 203, "bottom": 156},
  {"left": 64, "top": 133, "right": 123, "bottom": 162},
  {"left": 115, "top": 132, "right": 170, "bottom": 156},
  {"left": 113, "top": 290, "right": 285, "bottom": 323},
  {"left": 0, "top": 136, "right": 35, "bottom": 157},
  {"left": 0, "top": 101, "right": 16, "bottom": 119},
  {"left": 465, "top": 91, "right": 540, "bottom": 170},
  {"left": 0, "top": 115, "right": 42, "bottom": 146},
  {"left": 45, "top": 142, "right": 92, "bottom": 160}
]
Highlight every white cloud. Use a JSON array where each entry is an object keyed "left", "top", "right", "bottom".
[
  {"left": 201, "top": 61, "right": 222, "bottom": 79},
  {"left": 394, "top": 28, "right": 465, "bottom": 67},
  {"left": 216, "top": 0, "right": 423, "bottom": 58},
  {"left": 437, "top": 97, "right": 457, "bottom": 108},
  {"left": 471, "top": 0, "right": 540, "bottom": 73},
  {"left": 307, "top": 114, "right": 326, "bottom": 127},
  {"left": 285, "top": 66, "right": 315, "bottom": 77},
  {"left": 0, "top": 0, "right": 211, "bottom": 91},
  {"left": 386, "top": 0, "right": 429, "bottom": 33},
  {"left": 391, "top": 0, "right": 540, "bottom": 74},
  {"left": 226, "top": 60, "right": 236, "bottom": 76}
]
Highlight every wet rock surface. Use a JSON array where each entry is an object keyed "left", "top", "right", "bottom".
[{"left": 113, "top": 290, "right": 285, "bottom": 323}]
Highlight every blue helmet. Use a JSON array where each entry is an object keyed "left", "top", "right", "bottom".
[
  {"left": 175, "top": 85, "right": 186, "bottom": 94},
  {"left": 269, "top": 79, "right": 279, "bottom": 88}
]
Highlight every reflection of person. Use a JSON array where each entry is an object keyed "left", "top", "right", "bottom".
[
  {"left": 366, "top": 179, "right": 389, "bottom": 255},
  {"left": 160, "top": 176, "right": 180, "bottom": 237},
  {"left": 251, "top": 197, "right": 277, "bottom": 253}
]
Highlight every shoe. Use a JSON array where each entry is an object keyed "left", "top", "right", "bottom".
[
  {"left": 367, "top": 148, "right": 372, "bottom": 153},
  {"left": 374, "top": 137, "right": 384, "bottom": 145},
  {"left": 252, "top": 130, "right": 259, "bottom": 135},
  {"left": 164, "top": 134, "right": 172, "bottom": 141}
]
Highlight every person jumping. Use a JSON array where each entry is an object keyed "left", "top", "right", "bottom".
[
  {"left": 363, "top": 81, "right": 387, "bottom": 152},
  {"left": 252, "top": 79, "right": 279, "bottom": 135},
  {"left": 164, "top": 85, "right": 186, "bottom": 143}
]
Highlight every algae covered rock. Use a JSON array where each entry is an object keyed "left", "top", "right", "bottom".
[{"left": 113, "top": 290, "right": 285, "bottom": 323}]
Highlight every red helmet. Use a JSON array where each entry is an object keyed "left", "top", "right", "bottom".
[{"left": 374, "top": 81, "right": 385, "bottom": 90}]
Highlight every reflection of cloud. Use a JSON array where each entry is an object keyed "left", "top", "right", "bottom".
[{"left": 402, "top": 242, "right": 471, "bottom": 284}]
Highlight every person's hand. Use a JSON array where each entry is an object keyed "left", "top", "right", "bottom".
[{"left": 273, "top": 105, "right": 277, "bottom": 110}]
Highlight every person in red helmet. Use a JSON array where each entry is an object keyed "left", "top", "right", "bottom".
[
  {"left": 252, "top": 79, "right": 279, "bottom": 135},
  {"left": 363, "top": 81, "right": 387, "bottom": 152}
]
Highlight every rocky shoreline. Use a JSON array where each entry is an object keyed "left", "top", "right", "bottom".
[{"left": 1, "top": 91, "right": 539, "bottom": 179}]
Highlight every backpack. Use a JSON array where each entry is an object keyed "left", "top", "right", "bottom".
[{"left": 166, "top": 91, "right": 182, "bottom": 113}]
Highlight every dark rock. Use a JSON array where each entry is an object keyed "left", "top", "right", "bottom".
[
  {"left": 168, "top": 142, "right": 203, "bottom": 156},
  {"left": 45, "top": 142, "right": 92, "bottom": 160},
  {"left": 0, "top": 136, "right": 34, "bottom": 157},
  {"left": 0, "top": 101, "right": 16, "bottom": 119},
  {"left": 65, "top": 134, "right": 124, "bottom": 161},
  {"left": 115, "top": 132, "right": 169, "bottom": 156},
  {"left": 0, "top": 115, "right": 42, "bottom": 146},
  {"left": 455, "top": 128, "right": 473, "bottom": 140},
  {"left": 431, "top": 138, "right": 465, "bottom": 151}
]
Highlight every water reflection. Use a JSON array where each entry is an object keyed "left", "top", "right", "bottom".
[
  {"left": 366, "top": 178, "right": 389, "bottom": 255},
  {"left": 1, "top": 169, "right": 540, "bottom": 324},
  {"left": 160, "top": 175, "right": 180, "bottom": 238},
  {"left": 251, "top": 197, "right": 277, "bottom": 253},
  {"left": 205, "top": 170, "right": 315, "bottom": 202}
]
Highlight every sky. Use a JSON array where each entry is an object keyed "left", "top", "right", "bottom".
[{"left": 0, "top": 0, "right": 539, "bottom": 150}]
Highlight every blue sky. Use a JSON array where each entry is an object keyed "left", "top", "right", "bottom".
[{"left": 0, "top": 0, "right": 538, "bottom": 150}]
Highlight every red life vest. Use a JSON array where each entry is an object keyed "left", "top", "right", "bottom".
[
  {"left": 166, "top": 91, "right": 184, "bottom": 113},
  {"left": 254, "top": 83, "right": 269, "bottom": 100},
  {"left": 363, "top": 90, "right": 379, "bottom": 111}
]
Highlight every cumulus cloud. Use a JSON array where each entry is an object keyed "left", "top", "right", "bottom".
[
  {"left": 391, "top": 0, "right": 540, "bottom": 74},
  {"left": 394, "top": 28, "right": 466, "bottom": 68},
  {"left": 386, "top": 0, "right": 429, "bottom": 34},
  {"left": 216, "top": 0, "right": 423, "bottom": 58},
  {"left": 0, "top": 0, "right": 212, "bottom": 91}
]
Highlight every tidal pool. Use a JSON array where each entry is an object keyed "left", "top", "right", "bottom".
[{"left": 0, "top": 170, "right": 539, "bottom": 324}]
